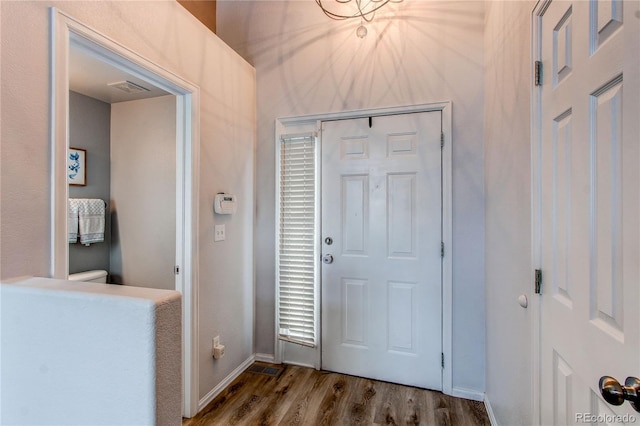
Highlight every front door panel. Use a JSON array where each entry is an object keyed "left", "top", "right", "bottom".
[{"left": 321, "top": 112, "right": 442, "bottom": 390}]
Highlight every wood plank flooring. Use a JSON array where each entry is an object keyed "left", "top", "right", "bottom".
[{"left": 183, "top": 363, "right": 490, "bottom": 426}]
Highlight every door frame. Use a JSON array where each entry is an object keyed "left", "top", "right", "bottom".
[
  {"left": 275, "top": 101, "right": 453, "bottom": 395},
  {"left": 531, "top": 2, "right": 545, "bottom": 424},
  {"left": 50, "top": 8, "right": 201, "bottom": 417}
]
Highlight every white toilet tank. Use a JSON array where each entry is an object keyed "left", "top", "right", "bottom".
[{"left": 68, "top": 270, "right": 108, "bottom": 283}]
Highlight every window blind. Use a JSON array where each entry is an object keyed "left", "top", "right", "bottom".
[{"left": 276, "top": 133, "right": 317, "bottom": 347}]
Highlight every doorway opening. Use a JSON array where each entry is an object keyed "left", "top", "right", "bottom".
[
  {"left": 274, "top": 102, "right": 453, "bottom": 395},
  {"left": 50, "top": 9, "right": 200, "bottom": 417}
]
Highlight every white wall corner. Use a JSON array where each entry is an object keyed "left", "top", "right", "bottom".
[
  {"left": 196, "top": 355, "right": 256, "bottom": 415},
  {"left": 484, "top": 394, "right": 499, "bottom": 426}
]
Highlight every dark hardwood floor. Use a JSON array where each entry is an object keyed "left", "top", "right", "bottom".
[{"left": 183, "top": 363, "right": 491, "bottom": 425}]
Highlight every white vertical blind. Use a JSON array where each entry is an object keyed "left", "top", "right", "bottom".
[{"left": 276, "top": 133, "right": 317, "bottom": 347}]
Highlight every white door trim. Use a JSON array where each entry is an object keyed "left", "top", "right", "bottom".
[
  {"left": 50, "top": 8, "right": 201, "bottom": 417},
  {"left": 531, "top": 2, "right": 548, "bottom": 424},
  {"left": 276, "top": 101, "right": 453, "bottom": 395}
]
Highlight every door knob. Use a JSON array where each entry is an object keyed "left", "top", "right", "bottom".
[
  {"left": 599, "top": 376, "right": 640, "bottom": 412},
  {"left": 322, "top": 254, "right": 334, "bottom": 264}
]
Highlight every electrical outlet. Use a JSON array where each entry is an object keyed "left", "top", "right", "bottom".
[
  {"left": 213, "top": 344, "right": 225, "bottom": 359},
  {"left": 212, "top": 336, "right": 218, "bottom": 358},
  {"left": 212, "top": 336, "right": 225, "bottom": 359},
  {"left": 214, "top": 225, "right": 225, "bottom": 242}
]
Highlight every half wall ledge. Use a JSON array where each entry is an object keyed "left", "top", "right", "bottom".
[{"left": 0, "top": 277, "right": 182, "bottom": 425}]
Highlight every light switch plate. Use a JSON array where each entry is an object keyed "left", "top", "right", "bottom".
[{"left": 214, "top": 224, "right": 225, "bottom": 242}]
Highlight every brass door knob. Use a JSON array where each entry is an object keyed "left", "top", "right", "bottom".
[{"left": 599, "top": 376, "right": 640, "bottom": 412}]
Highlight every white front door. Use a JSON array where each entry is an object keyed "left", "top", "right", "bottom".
[
  {"left": 537, "top": 0, "right": 640, "bottom": 423},
  {"left": 320, "top": 112, "right": 442, "bottom": 389}
]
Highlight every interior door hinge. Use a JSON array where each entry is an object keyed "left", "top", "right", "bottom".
[
  {"left": 535, "top": 61, "right": 543, "bottom": 86},
  {"left": 441, "top": 353, "right": 445, "bottom": 368},
  {"left": 441, "top": 242, "right": 445, "bottom": 258},
  {"left": 440, "top": 132, "right": 445, "bottom": 148},
  {"left": 535, "top": 269, "right": 542, "bottom": 294},
  {"left": 175, "top": 265, "right": 180, "bottom": 275}
]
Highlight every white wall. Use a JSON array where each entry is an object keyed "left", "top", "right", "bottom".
[
  {"left": 0, "top": 0, "right": 256, "bottom": 406},
  {"left": 110, "top": 95, "right": 176, "bottom": 290},
  {"left": 1, "top": 277, "right": 182, "bottom": 425},
  {"left": 217, "top": 0, "right": 486, "bottom": 393},
  {"left": 484, "top": 1, "right": 534, "bottom": 424}
]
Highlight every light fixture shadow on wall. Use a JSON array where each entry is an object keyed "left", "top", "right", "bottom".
[{"left": 315, "top": 0, "right": 403, "bottom": 38}]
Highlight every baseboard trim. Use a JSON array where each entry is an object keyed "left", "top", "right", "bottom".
[
  {"left": 451, "top": 386, "right": 485, "bottom": 402},
  {"left": 484, "top": 394, "right": 498, "bottom": 426},
  {"left": 282, "top": 360, "right": 315, "bottom": 369},
  {"left": 254, "top": 353, "right": 276, "bottom": 363},
  {"left": 197, "top": 354, "right": 255, "bottom": 413}
]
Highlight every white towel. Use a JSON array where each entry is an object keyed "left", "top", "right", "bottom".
[
  {"left": 68, "top": 199, "right": 80, "bottom": 243},
  {"left": 76, "top": 199, "right": 105, "bottom": 245}
]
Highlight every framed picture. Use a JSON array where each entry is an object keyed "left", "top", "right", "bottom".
[{"left": 68, "top": 147, "right": 86, "bottom": 186}]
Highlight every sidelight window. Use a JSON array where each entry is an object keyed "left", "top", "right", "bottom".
[{"left": 275, "top": 133, "right": 319, "bottom": 347}]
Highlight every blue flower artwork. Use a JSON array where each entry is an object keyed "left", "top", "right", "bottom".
[
  {"left": 68, "top": 152, "right": 80, "bottom": 178},
  {"left": 68, "top": 148, "right": 86, "bottom": 186}
]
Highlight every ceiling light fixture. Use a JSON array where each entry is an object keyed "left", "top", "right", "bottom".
[{"left": 315, "top": 0, "right": 403, "bottom": 38}]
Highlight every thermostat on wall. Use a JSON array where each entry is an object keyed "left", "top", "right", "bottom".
[{"left": 214, "top": 193, "right": 237, "bottom": 214}]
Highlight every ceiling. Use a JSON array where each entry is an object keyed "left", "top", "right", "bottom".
[{"left": 69, "top": 47, "right": 170, "bottom": 104}]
